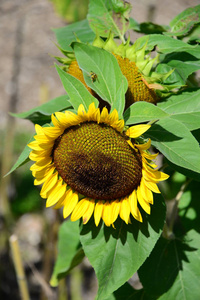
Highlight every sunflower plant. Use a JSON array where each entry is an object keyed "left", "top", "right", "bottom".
[{"left": 9, "top": 1, "right": 200, "bottom": 299}]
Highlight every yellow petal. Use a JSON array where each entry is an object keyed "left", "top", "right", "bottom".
[
  {"left": 46, "top": 181, "right": 66, "bottom": 207},
  {"left": 129, "top": 190, "right": 138, "bottom": 217},
  {"left": 34, "top": 167, "right": 55, "bottom": 186},
  {"left": 71, "top": 198, "right": 90, "bottom": 222},
  {"left": 137, "top": 186, "right": 151, "bottom": 215},
  {"left": 77, "top": 104, "right": 87, "bottom": 118},
  {"left": 135, "top": 139, "right": 151, "bottom": 151},
  {"left": 43, "top": 127, "right": 63, "bottom": 139},
  {"left": 119, "top": 198, "right": 131, "bottom": 224},
  {"left": 126, "top": 124, "right": 151, "bottom": 138},
  {"left": 144, "top": 179, "right": 161, "bottom": 193},
  {"left": 63, "top": 191, "right": 79, "bottom": 219},
  {"left": 35, "top": 124, "right": 45, "bottom": 135},
  {"left": 100, "top": 107, "right": 109, "bottom": 123},
  {"left": 64, "top": 111, "right": 81, "bottom": 125},
  {"left": 51, "top": 114, "right": 61, "bottom": 128},
  {"left": 140, "top": 177, "right": 154, "bottom": 204},
  {"left": 108, "top": 109, "right": 119, "bottom": 125},
  {"left": 102, "top": 202, "right": 113, "bottom": 227},
  {"left": 112, "top": 119, "right": 124, "bottom": 132},
  {"left": 110, "top": 200, "right": 121, "bottom": 224},
  {"left": 40, "top": 172, "right": 58, "bottom": 198},
  {"left": 94, "top": 201, "right": 104, "bottom": 226},
  {"left": 82, "top": 199, "right": 95, "bottom": 224},
  {"left": 55, "top": 112, "right": 71, "bottom": 127},
  {"left": 142, "top": 151, "right": 158, "bottom": 160}
]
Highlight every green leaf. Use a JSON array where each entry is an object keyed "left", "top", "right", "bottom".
[
  {"left": 165, "top": 5, "right": 200, "bottom": 37},
  {"left": 158, "top": 89, "right": 200, "bottom": 131},
  {"left": 53, "top": 19, "right": 95, "bottom": 51},
  {"left": 166, "top": 159, "right": 200, "bottom": 182},
  {"left": 138, "top": 230, "right": 200, "bottom": 300},
  {"left": 55, "top": 64, "right": 99, "bottom": 111},
  {"left": 145, "top": 118, "right": 200, "bottom": 174},
  {"left": 129, "top": 17, "right": 140, "bottom": 31},
  {"left": 50, "top": 220, "right": 83, "bottom": 287},
  {"left": 87, "top": 0, "right": 131, "bottom": 41},
  {"left": 105, "top": 282, "right": 150, "bottom": 300},
  {"left": 5, "top": 136, "right": 34, "bottom": 176},
  {"left": 136, "top": 22, "right": 169, "bottom": 34},
  {"left": 158, "top": 52, "right": 200, "bottom": 86},
  {"left": 73, "top": 42, "right": 128, "bottom": 117},
  {"left": 134, "top": 34, "right": 200, "bottom": 58},
  {"left": 124, "top": 102, "right": 169, "bottom": 125},
  {"left": 80, "top": 194, "right": 166, "bottom": 300},
  {"left": 10, "top": 95, "right": 71, "bottom": 125},
  {"left": 179, "top": 181, "right": 200, "bottom": 233}
]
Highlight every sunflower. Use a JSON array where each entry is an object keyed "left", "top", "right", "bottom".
[
  {"left": 55, "top": 35, "right": 175, "bottom": 108},
  {"left": 28, "top": 103, "right": 169, "bottom": 227}
]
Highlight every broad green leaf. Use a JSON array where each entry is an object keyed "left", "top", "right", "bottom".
[
  {"left": 134, "top": 34, "right": 200, "bottom": 59},
  {"left": 158, "top": 52, "right": 200, "bottom": 86},
  {"left": 158, "top": 89, "right": 200, "bottom": 131},
  {"left": 138, "top": 230, "right": 200, "bottom": 300},
  {"left": 53, "top": 19, "right": 95, "bottom": 51},
  {"left": 166, "top": 159, "right": 200, "bottom": 182},
  {"left": 5, "top": 136, "right": 34, "bottom": 176},
  {"left": 73, "top": 42, "right": 127, "bottom": 117},
  {"left": 105, "top": 282, "right": 150, "bottom": 300},
  {"left": 165, "top": 5, "right": 200, "bottom": 37},
  {"left": 10, "top": 95, "right": 71, "bottom": 125},
  {"left": 145, "top": 118, "right": 200, "bottom": 174},
  {"left": 50, "top": 220, "right": 83, "bottom": 287},
  {"left": 87, "top": 0, "right": 131, "bottom": 41},
  {"left": 179, "top": 181, "right": 200, "bottom": 233},
  {"left": 129, "top": 17, "right": 140, "bottom": 31},
  {"left": 135, "top": 22, "right": 169, "bottom": 34},
  {"left": 124, "top": 102, "right": 169, "bottom": 125},
  {"left": 80, "top": 194, "right": 166, "bottom": 300},
  {"left": 55, "top": 64, "right": 99, "bottom": 111}
]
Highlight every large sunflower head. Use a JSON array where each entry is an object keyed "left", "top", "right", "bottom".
[
  {"left": 55, "top": 35, "right": 175, "bottom": 108},
  {"left": 28, "top": 103, "right": 169, "bottom": 227}
]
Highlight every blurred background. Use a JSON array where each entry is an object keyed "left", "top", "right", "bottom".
[{"left": 0, "top": 0, "right": 199, "bottom": 299}]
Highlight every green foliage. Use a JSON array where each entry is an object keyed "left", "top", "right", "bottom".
[
  {"left": 55, "top": 64, "right": 99, "bottom": 111},
  {"left": 50, "top": 220, "right": 84, "bottom": 286},
  {"left": 165, "top": 5, "right": 200, "bottom": 37},
  {"left": 72, "top": 42, "right": 128, "bottom": 117},
  {"left": 87, "top": 0, "right": 131, "bottom": 41},
  {"left": 53, "top": 19, "right": 95, "bottom": 51},
  {"left": 10, "top": 95, "right": 72, "bottom": 125},
  {"left": 9, "top": 1, "right": 200, "bottom": 299},
  {"left": 139, "top": 230, "right": 200, "bottom": 300},
  {"left": 80, "top": 195, "right": 165, "bottom": 300}
]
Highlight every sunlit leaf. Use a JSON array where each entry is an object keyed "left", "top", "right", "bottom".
[
  {"left": 55, "top": 64, "right": 99, "bottom": 111},
  {"left": 158, "top": 89, "right": 200, "bottom": 131},
  {"left": 80, "top": 195, "right": 165, "bottom": 300},
  {"left": 146, "top": 118, "right": 200, "bottom": 174},
  {"left": 138, "top": 230, "right": 200, "bottom": 300},
  {"left": 53, "top": 19, "right": 95, "bottom": 51},
  {"left": 10, "top": 95, "right": 71, "bottom": 125},
  {"left": 73, "top": 42, "right": 127, "bottom": 117},
  {"left": 87, "top": 0, "right": 131, "bottom": 41},
  {"left": 165, "top": 5, "right": 200, "bottom": 37}
]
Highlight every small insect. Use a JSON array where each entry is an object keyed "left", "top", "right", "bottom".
[{"left": 90, "top": 71, "right": 98, "bottom": 82}]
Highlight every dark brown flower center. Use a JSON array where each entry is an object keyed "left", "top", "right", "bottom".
[{"left": 53, "top": 122, "right": 142, "bottom": 200}]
